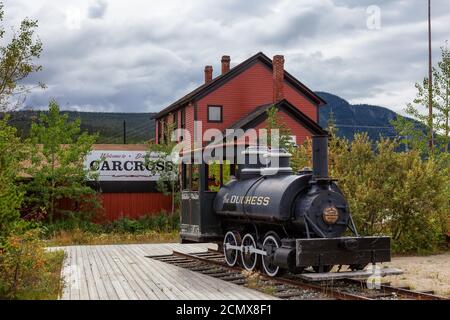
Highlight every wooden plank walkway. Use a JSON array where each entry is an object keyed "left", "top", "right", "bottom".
[{"left": 51, "top": 243, "right": 274, "bottom": 300}]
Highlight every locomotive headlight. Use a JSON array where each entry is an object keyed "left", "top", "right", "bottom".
[{"left": 323, "top": 206, "right": 339, "bottom": 224}]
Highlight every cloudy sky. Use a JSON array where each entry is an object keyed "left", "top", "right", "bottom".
[{"left": 3, "top": 0, "right": 449, "bottom": 114}]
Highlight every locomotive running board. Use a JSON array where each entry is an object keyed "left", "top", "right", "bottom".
[
  {"left": 297, "top": 267, "right": 403, "bottom": 282},
  {"left": 296, "top": 236, "right": 391, "bottom": 268}
]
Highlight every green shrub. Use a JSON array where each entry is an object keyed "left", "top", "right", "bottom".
[
  {"left": 334, "top": 135, "right": 448, "bottom": 253},
  {"left": 0, "top": 117, "right": 27, "bottom": 244},
  {"left": 292, "top": 133, "right": 449, "bottom": 254},
  {"left": 110, "top": 218, "right": 145, "bottom": 233}
]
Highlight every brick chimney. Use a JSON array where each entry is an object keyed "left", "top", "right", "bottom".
[
  {"left": 204, "top": 65, "right": 213, "bottom": 83},
  {"left": 273, "top": 55, "right": 285, "bottom": 102},
  {"left": 221, "top": 55, "right": 231, "bottom": 74}
]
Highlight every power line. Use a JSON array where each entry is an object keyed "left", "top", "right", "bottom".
[{"left": 334, "top": 124, "right": 395, "bottom": 129}]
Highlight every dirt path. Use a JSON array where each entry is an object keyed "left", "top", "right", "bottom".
[{"left": 383, "top": 251, "right": 450, "bottom": 297}]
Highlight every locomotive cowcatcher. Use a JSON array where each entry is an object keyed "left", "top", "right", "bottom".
[{"left": 179, "top": 135, "right": 391, "bottom": 276}]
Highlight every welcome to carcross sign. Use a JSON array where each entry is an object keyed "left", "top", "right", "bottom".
[{"left": 85, "top": 150, "right": 174, "bottom": 181}]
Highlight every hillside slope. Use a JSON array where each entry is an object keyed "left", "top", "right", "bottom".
[
  {"left": 7, "top": 111, "right": 156, "bottom": 144},
  {"left": 6, "top": 92, "right": 408, "bottom": 143},
  {"left": 317, "top": 92, "right": 400, "bottom": 140}
]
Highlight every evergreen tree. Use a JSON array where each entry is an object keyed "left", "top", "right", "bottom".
[
  {"left": 327, "top": 110, "right": 338, "bottom": 138},
  {"left": 265, "top": 106, "right": 309, "bottom": 171},
  {"left": 265, "top": 106, "right": 295, "bottom": 150}
]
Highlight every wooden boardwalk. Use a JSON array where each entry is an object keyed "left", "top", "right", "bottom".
[{"left": 52, "top": 243, "right": 274, "bottom": 300}]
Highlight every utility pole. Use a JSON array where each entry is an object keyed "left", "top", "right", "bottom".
[
  {"left": 123, "top": 120, "right": 126, "bottom": 144},
  {"left": 428, "top": 0, "right": 434, "bottom": 151}
]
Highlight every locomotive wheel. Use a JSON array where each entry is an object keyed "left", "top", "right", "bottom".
[
  {"left": 223, "top": 231, "right": 241, "bottom": 267},
  {"left": 241, "top": 233, "right": 258, "bottom": 271},
  {"left": 261, "top": 232, "right": 282, "bottom": 277},
  {"left": 313, "top": 265, "right": 333, "bottom": 273}
]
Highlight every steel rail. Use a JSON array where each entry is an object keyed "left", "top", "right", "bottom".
[
  {"left": 343, "top": 279, "right": 447, "bottom": 301},
  {"left": 206, "top": 248, "right": 448, "bottom": 300},
  {"left": 171, "top": 250, "right": 372, "bottom": 300}
]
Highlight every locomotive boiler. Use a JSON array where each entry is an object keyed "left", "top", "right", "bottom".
[{"left": 180, "top": 135, "right": 391, "bottom": 277}]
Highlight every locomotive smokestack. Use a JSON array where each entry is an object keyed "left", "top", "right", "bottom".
[{"left": 312, "top": 135, "right": 329, "bottom": 178}]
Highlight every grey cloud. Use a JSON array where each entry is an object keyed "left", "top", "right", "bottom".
[
  {"left": 258, "top": 10, "right": 322, "bottom": 46},
  {"left": 331, "top": 0, "right": 398, "bottom": 9},
  {"left": 87, "top": 0, "right": 107, "bottom": 19},
  {"left": 5, "top": 0, "right": 448, "bottom": 114}
]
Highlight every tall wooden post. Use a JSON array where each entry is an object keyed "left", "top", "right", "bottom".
[
  {"left": 428, "top": 0, "right": 434, "bottom": 151},
  {"left": 123, "top": 120, "right": 126, "bottom": 144}
]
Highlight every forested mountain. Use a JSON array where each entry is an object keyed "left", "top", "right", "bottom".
[
  {"left": 6, "top": 111, "right": 156, "bottom": 143},
  {"left": 6, "top": 92, "right": 410, "bottom": 143},
  {"left": 317, "top": 92, "right": 401, "bottom": 140}
]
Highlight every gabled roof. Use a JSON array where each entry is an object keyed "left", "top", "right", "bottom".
[
  {"left": 225, "top": 99, "right": 327, "bottom": 137},
  {"left": 155, "top": 52, "right": 326, "bottom": 119}
]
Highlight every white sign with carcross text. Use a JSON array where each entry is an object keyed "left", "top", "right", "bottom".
[{"left": 85, "top": 150, "right": 174, "bottom": 181}]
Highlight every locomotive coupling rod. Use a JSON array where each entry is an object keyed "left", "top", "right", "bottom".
[{"left": 224, "top": 243, "right": 267, "bottom": 256}]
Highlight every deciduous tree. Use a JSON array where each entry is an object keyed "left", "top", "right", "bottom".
[
  {"left": 146, "top": 120, "right": 179, "bottom": 216},
  {"left": 25, "top": 101, "right": 99, "bottom": 222},
  {"left": 0, "top": 117, "right": 26, "bottom": 244},
  {"left": 392, "top": 42, "right": 450, "bottom": 154},
  {"left": 0, "top": 3, "right": 44, "bottom": 112}
]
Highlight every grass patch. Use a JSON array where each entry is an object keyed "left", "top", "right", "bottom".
[
  {"left": 45, "top": 229, "right": 179, "bottom": 246},
  {"left": 0, "top": 230, "right": 65, "bottom": 300},
  {"left": 40, "top": 213, "right": 181, "bottom": 246},
  {"left": 17, "top": 250, "right": 65, "bottom": 300}
]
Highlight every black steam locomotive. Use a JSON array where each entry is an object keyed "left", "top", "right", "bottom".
[{"left": 180, "top": 135, "right": 390, "bottom": 277}]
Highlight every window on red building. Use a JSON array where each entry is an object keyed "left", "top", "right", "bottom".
[
  {"left": 173, "top": 112, "right": 178, "bottom": 127},
  {"left": 207, "top": 105, "right": 223, "bottom": 123},
  {"left": 180, "top": 108, "right": 186, "bottom": 129},
  {"left": 163, "top": 118, "right": 168, "bottom": 142}
]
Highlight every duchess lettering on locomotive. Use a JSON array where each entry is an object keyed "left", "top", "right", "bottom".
[{"left": 224, "top": 194, "right": 270, "bottom": 206}]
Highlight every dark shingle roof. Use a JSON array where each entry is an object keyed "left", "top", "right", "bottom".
[
  {"left": 222, "top": 99, "right": 326, "bottom": 141},
  {"left": 155, "top": 52, "right": 326, "bottom": 119}
]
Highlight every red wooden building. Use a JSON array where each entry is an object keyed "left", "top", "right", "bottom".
[
  {"left": 60, "top": 53, "right": 327, "bottom": 222},
  {"left": 154, "top": 52, "right": 326, "bottom": 146},
  {"left": 87, "top": 144, "right": 172, "bottom": 221}
]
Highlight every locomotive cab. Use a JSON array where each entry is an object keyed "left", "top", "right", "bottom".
[
  {"left": 179, "top": 142, "right": 248, "bottom": 243},
  {"left": 179, "top": 159, "right": 222, "bottom": 243}
]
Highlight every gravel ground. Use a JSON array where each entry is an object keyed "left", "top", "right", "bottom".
[{"left": 383, "top": 251, "right": 450, "bottom": 297}]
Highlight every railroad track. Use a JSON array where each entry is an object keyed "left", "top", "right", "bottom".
[{"left": 148, "top": 249, "right": 448, "bottom": 301}]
